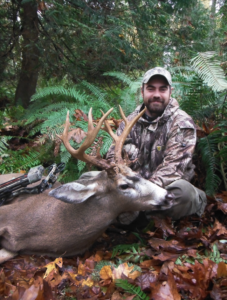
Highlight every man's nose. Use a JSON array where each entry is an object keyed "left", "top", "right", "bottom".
[{"left": 153, "top": 89, "right": 161, "bottom": 98}]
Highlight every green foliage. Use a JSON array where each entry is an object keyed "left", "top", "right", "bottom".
[
  {"left": 0, "top": 136, "right": 11, "bottom": 155},
  {"left": 115, "top": 279, "right": 149, "bottom": 300},
  {"left": 198, "top": 133, "right": 222, "bottom": 196},
  {"left": 112, "top": 243, "right": 149, "bottom": 264},
  {"left": 103, "top": 71, "right": 143, "bottom": 116},
  {"left": 191, "top": 52, "right": 227, "bottom": 92},
  {"left": 175, "top": 244, "right": 227, "bottom": 265},
  {"left": 0, "top": 149, "right": 41, "bottom": 174},
  {"left": 171, "top": 53, "right": 227, "bottom": 195},
  {"left": 218, "top": 129, "right": 227, "bottom": 190},
  {"left": 112, "top": 243, "right": 140, "bottom": 258}
]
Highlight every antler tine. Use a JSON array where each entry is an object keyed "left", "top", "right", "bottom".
[
  {"left": 115, "top": 105, "right": 147, "bottom": 164},
  {"left": 86, "top": 107, "right": 114, "bottom": 147},
  {"left": 118, "top": 105, "right": 128, "bottom": 125},
  {"left": 57, "top": 110, "right": 77, "bottom": 156},
  {"left": 87, "top": 108, "right": 94, "bottom": 132},
  {"left": 100, "top": 109, "right": 117, "bottom": 141},
  {"left": 58, "top": 108, "right": 114, "bottom": 169}
]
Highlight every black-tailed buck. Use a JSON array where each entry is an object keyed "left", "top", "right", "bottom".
[{"left": 0, "top": 107, "right": 174, "bottom": 263}]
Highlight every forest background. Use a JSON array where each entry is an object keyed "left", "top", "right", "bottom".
[{"left": 1, "top": 0, "right": 227, "bottom": 196}]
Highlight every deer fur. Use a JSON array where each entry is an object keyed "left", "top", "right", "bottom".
[{"left": 0, "top": 167, "right": 173, "bottom": 263}]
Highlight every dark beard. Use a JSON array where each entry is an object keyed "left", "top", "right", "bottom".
[{"left": 146, "top": 100, "right": 165, "bottom": 115}]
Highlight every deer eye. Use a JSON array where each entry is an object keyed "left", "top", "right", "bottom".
[{"left": 119, "top": 184, "right": 129, "bottom": 190}]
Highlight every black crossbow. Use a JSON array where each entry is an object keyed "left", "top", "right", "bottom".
[{"left": 0, "top": 163, "right": 65, "bottom": 206}]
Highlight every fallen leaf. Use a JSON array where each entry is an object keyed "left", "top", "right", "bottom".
[
  {"left": 69, "top": 128, "right": 87, "bottom": 144},
  {"left": 43, "top": 257, "right": 62, "bottom": 279},
  {"left": 100, "top": 266, "right": 112, "bottom": 280},
  {"left": 81, "top": 277, "right": 94, "bottom": 287},
  {"left": 78, "top": 261, "right": 86, "bottom": 276},
  {"left": 135, "top": 272, "right": 157, "bottom": 291},
  {"left": 151, "top": 271, "right": 181, "bottom": 300},
  {"left": 128, "top": 270, "right": 141, "bottom": 280},
  {"left": 112, "top": 263, "right": 134, "bottom": 280},
  {"left": 217, "top": 261, "right": 227, "bottom": 278}
]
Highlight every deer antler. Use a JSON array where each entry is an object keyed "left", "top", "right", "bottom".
[
  {"left": 102, "top": 105, "right": 146, "bottom": 164},
  {"left": 58, "top": 108, "right": 114, "bottom": 170}
]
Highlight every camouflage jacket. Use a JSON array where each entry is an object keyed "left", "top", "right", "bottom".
[{"left": 107, "top": 98, "right": 196, "bottom": 188}]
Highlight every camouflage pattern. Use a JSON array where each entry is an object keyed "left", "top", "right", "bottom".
[
  {"left": 107, "top": 98, "right": 196, "bottom": 188},
  {"left": 142, "top": 67, "right": 172, "bottom": 85}
]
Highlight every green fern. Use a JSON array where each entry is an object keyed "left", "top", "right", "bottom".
[
  {"left": 191, "top": 51, "right": 227, "bottom": 92},
  {"left": 77, "top": 160, "right": 86, "bottom": 174},
  {"left": 103, "top": 71, "right": 143, "bottom": 116},
  {"left": 81, "top": 80, "right": 107, "bottom": 103},
  {"left": 58, "top": 159, "right": 81, "bottom": 183},
  {"left": 115, "top": 279, "right": 149, "bottom": 300},
  {"left": 217, "top": 125, "right": 227, "bottom": 190},
  {"left": 104, "top": 71, "right": 135, "bottom": 87},
  {"left": 0, "top": 136, "right": 12, "bottom": 154},
  {"left": 97, "top": 131, "right": 113, "bottom": 156},
  {"left": 31, "top": 86, "right": 89, "bottom": 103},
  {"left": 111, "top": 243, "right": 140, "bottom": 258},
  {"left": 197, "top": 133, "right": 222, "bottom": 195},
  {"left": 0, "top": 149, "right": 42, "bottom": 173}
]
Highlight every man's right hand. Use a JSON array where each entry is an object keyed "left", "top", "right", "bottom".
[{"left": 123, "top": 143, "right": 139, "bottom": 161}]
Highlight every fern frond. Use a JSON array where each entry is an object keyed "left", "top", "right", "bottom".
[
  {"left": 81, "top": 80, "right": 107, "bottom": 101},
  {"left": 103, "top": 71, "right": 133, "bottom": 86},
  {"left": 191, "top": 52, "right": 227, "bottom": 92},
  {"left": 104, "top": 71, "right": 142, "bottom": 93},
  {"left": 112, "top": 243, "right": 140, "bottom": 258},
  {"left": 197, "top": 133, "right": 222, "bottom": 195},
  {"left": 0, "top": 136, "right": 12, "bottom": 154},
  {"left": 25, "top": 102, "right": 79, "bottom": 125},
  {"left": 77, "top": 160, "right": 86, "bottom": 174},
  {"left": 115, "top": 279, "right": 149, "bottom": 300},
  {"left": 219, "top": 140, "right": 227, "bottom": 191},
  {"left": 31, "top": 86, "right": 89, "bottom": 103},
  {"left": 97, "top": 131, "right": 113, "bottom": 156}
]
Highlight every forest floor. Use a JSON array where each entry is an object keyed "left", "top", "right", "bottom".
[{"left": 0, "top": 192, "right": 227, "bottom": 300}]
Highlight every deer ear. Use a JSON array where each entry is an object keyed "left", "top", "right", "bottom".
[{"left": 49, "top": 182, "right": 97, "bottom": 204}]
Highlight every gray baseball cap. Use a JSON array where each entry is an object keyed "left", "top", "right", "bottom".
[{"left": 142, "top": 67, "right": 172, "bottom": 86}]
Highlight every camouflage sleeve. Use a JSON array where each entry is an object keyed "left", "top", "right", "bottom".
[{"left": 149, "top": 125, "right": 196, "bottom": 188}]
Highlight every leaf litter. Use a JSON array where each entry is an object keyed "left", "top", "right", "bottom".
[{"left": 1, "top": 194, "right": 227, "bottom": 299}]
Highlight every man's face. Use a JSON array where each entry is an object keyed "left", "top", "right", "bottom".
[{"left": 141, "top": 75, "right": 172, "bottom": 118}]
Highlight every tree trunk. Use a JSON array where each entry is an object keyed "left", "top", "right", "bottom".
[
  {"left": 15, "top": 0, "right": 39, "bottom": 108},
  {"left": 210, "top": 0, "right": 217, "bottom": 49}
]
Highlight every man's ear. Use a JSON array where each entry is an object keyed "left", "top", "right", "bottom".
[
  {"left": 141, "top": 86, "right": 144, "bottom": 97},
  {"left": 170, "top": 86, "right": 174, "bottom": 96}
]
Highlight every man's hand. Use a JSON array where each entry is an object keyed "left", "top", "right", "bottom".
[{"left": 123, "top": 143, "right": 139, "bottom": 161}]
